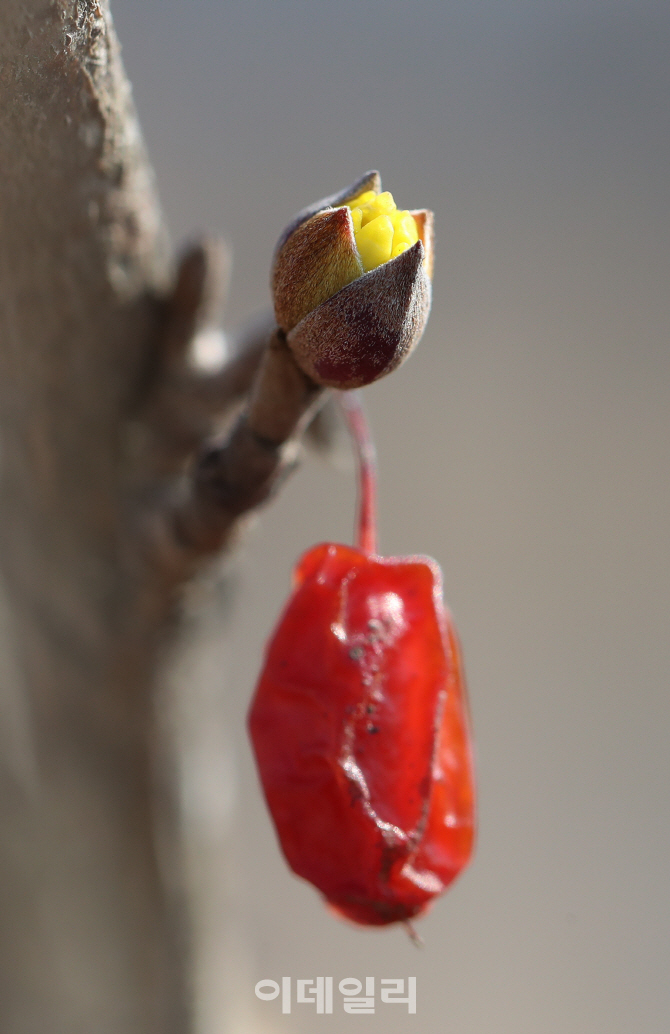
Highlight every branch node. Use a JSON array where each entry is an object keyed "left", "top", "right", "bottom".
[{"left": 163, "top": 331, "right": 324, "bottom": 557}]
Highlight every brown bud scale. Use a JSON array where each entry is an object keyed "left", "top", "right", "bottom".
[
  {"left": 287, "top": 242, "right": 431, "bottom": 389},
  {"left": 273, "top": 208, "right": 362, "bottom": 333}
]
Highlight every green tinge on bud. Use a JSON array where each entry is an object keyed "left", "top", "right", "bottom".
[
  {"left": 273, "top": 171, "right": 381, "bottom": 259},
  {"left": 272, "top": 207, "right": 363, "bottom": 333},
  {"left": 271, "top": 172, "right": 433, "bottom": 389}
]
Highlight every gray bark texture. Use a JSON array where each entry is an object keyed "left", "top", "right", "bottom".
[{"left": 0, "top": 1, "right": 323, "bottom": 1030}]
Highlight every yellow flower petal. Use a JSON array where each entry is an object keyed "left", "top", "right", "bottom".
[
  {"left": 355, "top": 214, "right": 394, "bottom": 272},
  {"left": 346, "top": 190, "right": 376, "bottom": 209},
  {"left": 391, "top": 241, "right": 411, "bottom": 259},
  {"left": 390, "top": 210, "right": 419, "bottom": 248}
]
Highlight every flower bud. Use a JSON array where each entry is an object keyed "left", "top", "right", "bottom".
[{"left": 272, "top": 173, "right": 433, "bottom": 389}]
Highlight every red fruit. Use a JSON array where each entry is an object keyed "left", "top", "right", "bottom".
[{"left": 248, "top": 392, "right": 475, "bottom": 927}]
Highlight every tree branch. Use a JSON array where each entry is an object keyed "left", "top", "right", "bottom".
[{"left": 171, "top": 329, "right": 324, "bottom": 555}]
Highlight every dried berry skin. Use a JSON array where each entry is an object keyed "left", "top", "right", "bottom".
[{"left": 248, "top": 542, "right": 475, "bottom": 926}]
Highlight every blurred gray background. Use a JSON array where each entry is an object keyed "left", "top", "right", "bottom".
[{"left": 113, "top": 1, "right": 669, "bottom": 1031}]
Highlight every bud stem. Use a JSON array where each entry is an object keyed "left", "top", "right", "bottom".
[{"left": 338, "top": 390, "right": 378, "bottom": 556}]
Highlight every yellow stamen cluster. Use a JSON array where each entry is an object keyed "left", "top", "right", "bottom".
[{"left": 345, "top": 191, "right": 419, "bottom": 273}]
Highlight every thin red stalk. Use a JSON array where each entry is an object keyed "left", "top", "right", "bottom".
[{"left": 338, "top": 390, "right": 378, "bottom": 556}]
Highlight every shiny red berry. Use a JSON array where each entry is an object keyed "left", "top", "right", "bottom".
[{"left": 248, "top": 393, "right": 475, "bottom": 927}]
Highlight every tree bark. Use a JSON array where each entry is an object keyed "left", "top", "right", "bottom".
[
  {"left": 0, "top": 1, "right": 184, "bottom": 1030},
  {"left": 0, "top": 2, "right": 271, "bottom": 1030}
]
